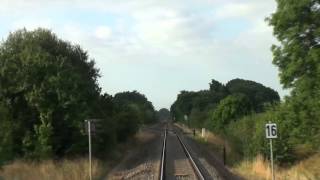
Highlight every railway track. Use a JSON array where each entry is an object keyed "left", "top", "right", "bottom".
[{"left": 160, "top": 124, "right": 205, "bottom": 180}]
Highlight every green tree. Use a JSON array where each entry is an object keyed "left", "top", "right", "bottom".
[
  {"left": 209, "top": 79, "right": 226, "bottom": 93},
  {"left": 114, "top": 105, "right": 140, "bottom": 142},
  {"left": 0, "top": 101, "right": 14, "bottom": 163},
  {"left": 171, "top": 78, "right": 279, "bottom": 128},
  {"left": 269, "top": 0, "right": 320, "bottom": 152},
  {"left": 210, "top": 94, "right": 252, "bottom": 132},
  {"left": 226, "top": 78, "right": 280, "bottom": 111},
  {"left": 0, "top": 28, "right": 105, "bottom": 159},
  {"left": 113, "top": 91, "right": 156, "bottom": 125},
  {"left": 157, "top": 108, "right": 170, "bottom": 121},
  {"left": 269, "top": 0, "right": 320, "bottom": 89},
  {"left": 112, "top": 91, "right": 156, "bottom": 142}
]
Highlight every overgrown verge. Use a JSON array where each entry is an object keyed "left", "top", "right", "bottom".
[
  {"left": 177, "top": 123, "right": 320, "bottom": 180},
  {"left": 0, "top": 158, "right": 103, "bottom": 180},
  {"left": 233, "top": 153, "right": 320, "bottom": 180},
  {"left": 0, "top": 126, "right": 156, "bottom": 180}
]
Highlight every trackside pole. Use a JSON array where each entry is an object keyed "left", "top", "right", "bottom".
[
  {"left": 88, "top": 120, "right": 92, "bottom": 180},
  {"left": 270, "top": 138, "right": 274, "bottom": 180}
]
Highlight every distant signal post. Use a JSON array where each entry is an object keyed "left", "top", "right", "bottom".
[{"left": 85, "top": 119, "right": 102, "bottom": 180}]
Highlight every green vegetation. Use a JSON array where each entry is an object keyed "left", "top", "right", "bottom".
[
  {"left": 171, "top": 78, "right": 279, "bottom": 129},
  {"left": 0, "top": 0, "right": 319, "bottom": 173},
  {"left": 267, "top": 0, "right": 320, "bottom": 162},
  {"left": 171, "top": 79, "right": 282, "bottom": 162},
  {"left": 156, "top": 108, "right": 170, "bottom": 121},
  {"left": 0, "top": 28, "right": 156, "bottom": 164},
  {"left": 171, "top": 0, "right": 320, "bottom": 166},
  {"left": 113, "top": 91, "right": 156, "bottom": 142}
]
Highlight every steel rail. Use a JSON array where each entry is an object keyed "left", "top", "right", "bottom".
[
  {"left": 175, "top": 131, "right": 205, "bottom": 180},
  {"left": 159, "top": 128, "right": 167, "bottom": 180}
]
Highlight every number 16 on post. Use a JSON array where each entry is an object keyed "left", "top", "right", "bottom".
[
  {"left": 266, "top": 122, "right": 277, "bottom": 180},
  {"left": 266, "top": 123, "right": 277, "bottom": 139}
]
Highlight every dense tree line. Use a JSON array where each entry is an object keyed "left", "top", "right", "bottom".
[
  {"left": 0, "top": 29, "right": 156, "bottom": 163},
  {"left": 156, "top": 108, "right": 170, "bottom": 121},
  {"left": 170, "top": 78, "right": 280, "bottom": 129},
  {"left": 171, "top": 0, "right": 320, "bottom": 165}
]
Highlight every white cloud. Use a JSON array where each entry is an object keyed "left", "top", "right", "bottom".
[
  {"left": 214, "top": 1, "right": 276, "bottom": 21},
  {"left": 58, "top": 24, "right": 88, "bottom": 45},
  {"left": 215, "top": 3, "right": 256, "bottom": 19},
  {"left": 94, "top": 26, "right": 112, "bottom": 40}
]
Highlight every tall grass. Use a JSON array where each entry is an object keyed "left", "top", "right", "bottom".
[
  {"left": 233, "top": 153, "right": 320, "bottom": 180},
  {"left": 0, "top": 126, "right": 159, "bottom": 180},
  {"left": 0, "top": 158, "right": 104, "bottom": 180}
]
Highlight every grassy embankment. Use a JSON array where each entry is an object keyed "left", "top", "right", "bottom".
[
  {"left": 234, "top": 154, "right": 320, "bottom": 180},
  {"left": 176, "top": 123, "right": 320, "bottom": 180},
  {"left": 0, "top": 128, "right": 152, "bottom": 180},
  {"left": 0, "top": 159, "right": 102, "bottom": 180}
]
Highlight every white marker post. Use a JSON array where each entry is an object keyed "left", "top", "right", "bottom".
[
  {"left": 184, "top": 115, "right": 189, "bottom": 127},
  {"left": 266, "top": 122, "right": 277, "bottom": 180}
]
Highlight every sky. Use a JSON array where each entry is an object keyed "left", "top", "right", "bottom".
[{"left": 0, "top": 0, "right": 288, "bottom": 110}]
